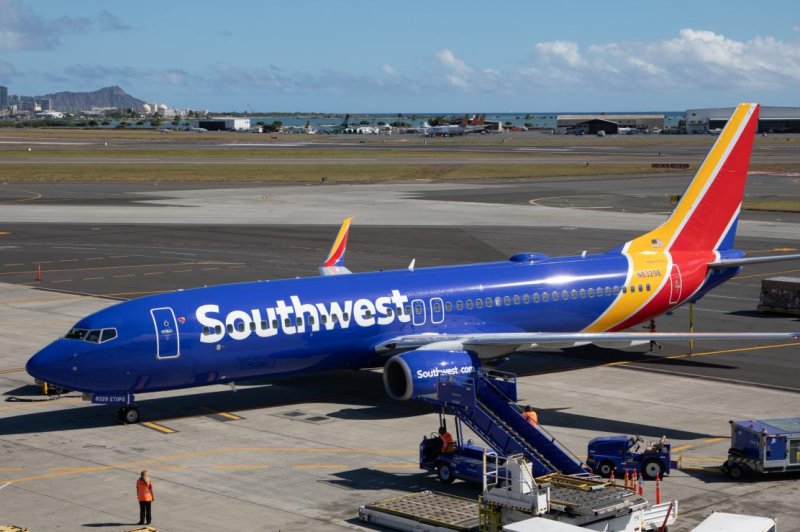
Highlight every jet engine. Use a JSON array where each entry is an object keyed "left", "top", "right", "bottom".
[{"left": 383, "top": 349, "right": 479, "bottom": 400}]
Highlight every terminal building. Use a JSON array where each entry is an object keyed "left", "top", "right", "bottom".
[{"left": 686, "top": 106, "right": 800, "bottom": 134}]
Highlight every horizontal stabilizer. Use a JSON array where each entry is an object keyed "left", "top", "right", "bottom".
[{"left": 709, "top": 253, "right": 800, "bottom": 269}]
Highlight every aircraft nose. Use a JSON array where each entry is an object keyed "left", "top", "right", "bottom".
[{"left": 26, "top": 341, "right": 72, "bottom": 384}]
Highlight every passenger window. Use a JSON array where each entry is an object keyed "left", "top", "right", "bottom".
[
  {"left": 495, "top": 297, "right": 502, "bottom": 306},
  {"left": 504, "top": 296, "right": 511, "bottom": 306},
  {"left": 202, "top": 326, "right": 209, "bottom": 336},
  {"left": 332, "top": 314, "right": 339, "bottom": 323},
  {"left": 562, "top": 290, "right": 568, "bottom": 300},
  {"left": 296, "top": 317, "right": 303, "bottom": 327},
  {"left": 100, "top": 329, "right": 117, "bottom": 342},
  {"left": 456, "top": 301, "right": 463, "bottom": 311},
  {"left": 404, "top": 306, "right": 411, "bottom": 315},
  {"left": 630, "top": 285, "right": 636, "bottom": 293},
  {"left": 387, "top": 308, "right": 394, "bottom": 316},
  {"left": 215, "top": 325, "right": 223, "bottom": 334},
  {"left": 486, "top": 298, "right": 493, "bottom": 308},
  {"left": 605, "top": 287, "right": 612, "bottom": 296},
  {"left": 579, "top": 289, "right": 586, "bottom": 299},
  {"left": 466, "top": 299, "right": 473, "bottom": 310},
  {"left": 570, "top": 289, "right": 577, "bottom": 299},
  {"left": 226, "top": 324, "right": 234, "bottom": 333},
  {"left": 542, "top": 292, "right": 549, "bottom": 302},
  {"left": 646, "top": 283, "right": 651, "bottom": 291},
  {"left": 622, "top": 286, "right": 627, "bottom": 294},
  {"left": 321, "top": 315, "right": 328, "bottom": 324},
  {"left": 433, "top": 302, "right": 441, "bottom": 312},
  {"left": 588, "top": 288, "right": 594, "bottom": 297},
  {"left": 638, "top": 284, "right": 643, "bottom": 292},
  {"left": 309, "top": 316, "right": 315, "bottom": 325},
  {"left": 343, "top": 312, "right": 349, "bottom": 321},
  {"left": 364, "top": 310, "right": 372, "bottom": 319},
  {"left": 523, "top": 294, "right": 530, "bottom": 304},
  {"left": 513, "top": 295, "right": 520, "bottom": 305},
  {"left": 249, "top": 322, "right": 256, "bottom": 331},
  {"left": 236, "top": 322, "right": 245, "bottom": 332},
  {"left": 613, "top": 286, "right": 620, "bottom": 295},
  {"left": 533, "top": 293, "right": 540, "bottom": 303},
  {"left": 552, "top": 291, "right": 559, "bottom": 302},
  {"left": 476, "top": 299, "right": 483, "bottom": 309},
  {"left": 272, "top": 319, "right": 279, "bottom": 329},
  {"left": 284, "top": 318, "right": 291, "bottom": 327},
  {"left": 445, "top": 302, "right": 452, "bottom": 312},
  {"left": 596, "top": 286, "right": 603, "bottom": 296}
]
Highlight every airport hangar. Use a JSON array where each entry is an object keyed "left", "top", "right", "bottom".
[{"left": 686, "top": 106, "right": 800, "bottom": 134}]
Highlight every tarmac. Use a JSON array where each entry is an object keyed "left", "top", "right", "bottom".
[{"left": 1, "top": 170, "right": 800, "bottom": 530}]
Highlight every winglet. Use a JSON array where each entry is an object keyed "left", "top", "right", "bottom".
[{"left": 319, "top": 217, "right": 353, "bottom": 276}]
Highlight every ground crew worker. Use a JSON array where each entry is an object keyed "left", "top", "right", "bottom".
[
  {"left": 521, "top": 405, "right": 538, "bottom": 427},
  {"left": 438, "top": 426, "right": 455, "bottom": 453},
  {"left": 645, "top": 319, "right": 663, "bottom": 352},
  {"left": 136, "top": 470, "right": 154, "bottom": 526}
]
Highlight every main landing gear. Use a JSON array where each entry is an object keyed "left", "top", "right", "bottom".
[{"left": 118, "top": 405, "right": 140, "bottom": 424}]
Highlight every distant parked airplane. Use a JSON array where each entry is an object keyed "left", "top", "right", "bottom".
[
  {"left": 26, "top": 103, "right": 800, "bottom": 423},
  {"left": 316, "top": 114, "right": 350, "bottom": 134}
]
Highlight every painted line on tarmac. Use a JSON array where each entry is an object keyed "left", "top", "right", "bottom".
[
  {"left": 623, "top": 363, "right": 800, "bottom": 393},
  {"left": 212, "top": 465, "right": 268, "bottom": 470},
  {"left": 0, "top": 367, "right": 24, "bottom": 375},
  {"left": 672, "top": 445, "right": 693, "bottom": 452},
  {"left": 140, "top": 421, "right": 178, "bottom": 434},
  {"left": 737, "top": 267, "right": 800, "bottom": 280},
  {"left": 292, "top": 464, "right": 347, "bottom": 469},
  {"left": 703, "top": 437, "right": 728, "bottom": 444}
]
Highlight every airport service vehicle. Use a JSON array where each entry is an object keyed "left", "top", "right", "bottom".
[
  {"left": 25, "top": 103, "right": 800, "bottom": 423},
  {"left": 722, "top": 417, "right": 800, "bottom": 479},
  {"left": 419, "top": 431, "right": 499, "bottom": 485},
  {"left": 359, "top": 455, "right": 678, "bottom": 532},
  {"left": 587, "top": 435, "right": 672, "bottom": 480}
]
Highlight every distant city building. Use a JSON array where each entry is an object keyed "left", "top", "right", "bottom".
[
  {"left": 36, "top": 98, "right": 52, "bottom": 111},
  {"left": 0, "top": 85, "right": 7, "bottom": 109},
  {"left": 685, "top": 107, "right": 800, "bottom": 134}
]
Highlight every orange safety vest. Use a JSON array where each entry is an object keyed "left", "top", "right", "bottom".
[
  {"left": 137, "top": 479, "right": 154, "bottom": 502},
  {"left": 440, "top": 432, "right": 454, "bottom": 452},
  {"left": 522, "top": 410, "right": 538, "bottom": 426}
]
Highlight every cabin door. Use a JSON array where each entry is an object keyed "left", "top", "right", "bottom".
[{"left": 150, "top": 307, "right": 181, "bottom": 359}]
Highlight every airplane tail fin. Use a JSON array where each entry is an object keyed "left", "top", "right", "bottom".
[
  {"left": 341, "top": 114, "right": 350, "bottom": 127},
  {"left": 634, "top": 103, "right": 759, "bottom": 253},
  {"left": 319, "top": 217, "right": 353, "bottom": 276}
]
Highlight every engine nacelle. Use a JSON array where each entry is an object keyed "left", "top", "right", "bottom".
[{"left": 383, "top": 349, "right": 479, "bottom": 401}]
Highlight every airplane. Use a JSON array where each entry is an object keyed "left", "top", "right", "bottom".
[
  {"left": 316, "top": 114, "right": 350, "bottom": 134},
  {"left": 281, "top": 121, "right": 316, "bottom": 134},
  {"left": 26, "top": 103, "right": 800, "bottom": 424},
  {"left": 420, "top": 115, "right": 470, "bottom": 137}
]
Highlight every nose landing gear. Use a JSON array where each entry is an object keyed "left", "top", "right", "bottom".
[{"left": 118, "top": 405, "right": 140, "bottom": 424}]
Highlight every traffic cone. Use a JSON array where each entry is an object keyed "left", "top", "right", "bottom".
[
  {"left": 624, "top": 469, "right": 629, "bottom": 489},
  {"left": 36, "top": 262, "right": 42, "bottom": 281},
  {"left": 609, "top": 469, "right": 615, "bottom": 482},
  {"left": 638, "top": 473, "right": 644, "bottom": 496},
  {"left": 655, "top": 475, "right": 661, "bottom": 504}
]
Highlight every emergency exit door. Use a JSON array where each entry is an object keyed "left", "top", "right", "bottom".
[{"left": 150, "top": 307, "right": 180, "bottom": 359}]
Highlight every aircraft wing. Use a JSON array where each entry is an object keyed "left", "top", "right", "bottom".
[
  {"left": 708, "top": 253, "right": 800, "bottom": 268},
  {"left": 377, "top": 331, "right": 800, "bottom": 359}
]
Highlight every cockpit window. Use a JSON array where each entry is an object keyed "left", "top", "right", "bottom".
[
  {"left": 64, "top": 327, "right": 118, "bottom": 344},
  {"left": 65, "top": 328, "right": 89, "bottom": 340}
]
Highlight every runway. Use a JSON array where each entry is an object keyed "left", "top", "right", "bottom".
[{"left": 1, "top": 166, "right": 800, "bottom": 529}]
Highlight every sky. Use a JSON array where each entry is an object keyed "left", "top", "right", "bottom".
[{"left": 1, "top": 0, "right": 799, "bottom": 113}]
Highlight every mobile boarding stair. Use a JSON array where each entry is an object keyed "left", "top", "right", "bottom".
[{"left": 426, "top": 369, "right": 590, "bottom": 477}]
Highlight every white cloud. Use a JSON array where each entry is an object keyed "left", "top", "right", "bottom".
[
  {"left": 435, "top": 48, "right": 472, "bottom": 74},
  {"left": 523, "top": 29, "right": 800, "bottom": 92},
  {"left": 382, "top": 64, "right": 399, "bottom": 77}
]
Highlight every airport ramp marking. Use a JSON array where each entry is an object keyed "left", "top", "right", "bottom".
[
  {"left": 212, "top": 465, "right": 268, "bottom": 470},
  {"left": 199, "top": 406, "right": 244, "bottom": 422},
  {"left": 140, "top": 421, "right": 178, "bottom": 434},
  {"left": 671, "top": 445, "right": 693, "bottom": 452},
  {"left": 703, "top": 437, "right": 728, "bottom": 444},
  {"left": 0, "top": 367, "right": 24, "bottom": 375}
]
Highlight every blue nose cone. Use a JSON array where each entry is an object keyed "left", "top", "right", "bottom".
[{"left": 26, "top": 341, "right": 71, "bottom": 386}]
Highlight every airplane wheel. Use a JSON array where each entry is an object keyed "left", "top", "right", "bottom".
[
  {"left": 437, "top": 463, "right": 455, "bottom": 484},
  {"left": 119, "top": 406, "right": 140, "bottom": 424}
]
